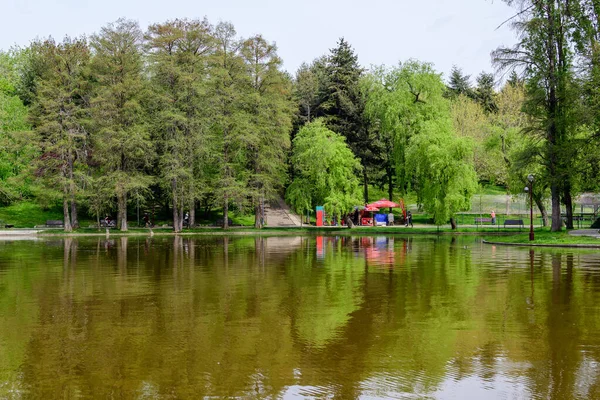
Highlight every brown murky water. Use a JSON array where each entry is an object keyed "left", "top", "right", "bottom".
[{"left": 1, "top": 235, "right": 600, "bottom": 399}]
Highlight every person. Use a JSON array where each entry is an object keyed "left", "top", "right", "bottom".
[
  {"left": 143, "top": 213, "right": 150, "bottom": 228},
  {"left": 491, "top": 210, "right": 496, "bottom": 225},
  {"left": 184, "top": 212, "right": 190, "bottom": 228},
  {"left": 387, "top": 212, "right": 394, "bottom": 226},
  {"left": 405, "top": 210, "right": 413, "bottom": 227}
]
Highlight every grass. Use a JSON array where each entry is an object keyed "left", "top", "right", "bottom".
[
  {"left": 485, "top": 229, "right": 600, "bottom": 245},
  {"left": 0, "top": 202, "right": 64, "bottom": 228}
]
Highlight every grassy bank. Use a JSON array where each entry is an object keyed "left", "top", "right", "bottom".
[{"left": 484, "top": 230, "right": 600, "bottom": 245}]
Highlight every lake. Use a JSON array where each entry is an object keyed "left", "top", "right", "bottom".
[{"left": 0, "top": 235, "right": 599, "bottom": 399}]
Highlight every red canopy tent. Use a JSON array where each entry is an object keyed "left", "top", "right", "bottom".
[{"left": 367, "top": 199, "right": 401, "bottom": 209}]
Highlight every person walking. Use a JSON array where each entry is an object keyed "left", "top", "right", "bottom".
[
  {"left": 491, "top": 210, "right": 496, "bottom": 225},
  {"left": 405, "top": 210, "right": 413, "bottom": 227},
  {"left": 387, "top": 212, "right": 394, "bottom": 226}
]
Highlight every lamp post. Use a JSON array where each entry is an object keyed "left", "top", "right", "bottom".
[{"left": 524, "top": 174, "right": 535, "bottom": 241}]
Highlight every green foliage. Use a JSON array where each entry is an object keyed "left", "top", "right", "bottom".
[
  {"left": 286, "top": 120, "right": 362, "bottom": 218},
  {"left": 364, "top": 61, "right": 478, "bottom": 224},
  {"left": 90, "top": 19, "right": 154, "bottom": 231}
]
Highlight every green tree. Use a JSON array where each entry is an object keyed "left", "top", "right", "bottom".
[
  {"left": 364, "top": 61, "right": 478, "bottom": 227},
  {"left": 90, "top": 19, "right": 153, "bottom": 231},
  {"left": 493, "top": 0, "right": 580, "bottom": 231},
  {"left": 145, "top": 18, "right": 214, "bottom": 232},
  {"left": 0, "top": 49, "right": 37, "bottom": 204},
  {"left": 474, "top": 72, "right": 498, "bottom": 114},
  {"left": 319, "top": 38, "right": 372, "bottom": 202},
  {"left": 208, "top": 21, "right": 252, "bottom": 229},
  {"left": 286, "top": 120, "right": 362, "bottom": 221},
  {"left": 241, "top": 35, "right": 293, "bottom": 228},
  {"left": 28, "top": 37, "right": 91, "bottom": 231},
  {"left": 446, "top": 65, "right": 473, "bottom": 98}
]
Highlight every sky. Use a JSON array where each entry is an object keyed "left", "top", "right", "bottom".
[{"left": 2, "top": 0, "right": 518, "bottom": 83}]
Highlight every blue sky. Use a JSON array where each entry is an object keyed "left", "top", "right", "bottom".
[{"left": 2, "top": 0, "right": 517, "bottom": 82}]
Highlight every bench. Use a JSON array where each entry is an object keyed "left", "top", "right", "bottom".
[
  {"left": 504, "top": 219, "right": 524, "bottom": 228},
  {"left": 475, "top": 217, "right": 493, "bottom": 225},
  {"left": 46, "top": 220, "right": 64, "bottom": 228}
]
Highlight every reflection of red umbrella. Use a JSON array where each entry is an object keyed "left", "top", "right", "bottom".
[{"left": 367, "top": 199, "right": 401, "bottom": 208}]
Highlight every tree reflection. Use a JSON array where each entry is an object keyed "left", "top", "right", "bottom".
[{"left": 0, "top": 237, "right": 599, "bottom": 397}]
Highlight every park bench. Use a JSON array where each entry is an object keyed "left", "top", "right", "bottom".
[
  {"left": 475, "top": 217, "right": 493, "bottom": 225},
  {"left": 504, "top": 219, "right": 524, "bottom": 228},
  {"left": 45, "top": 220, "right": 64, "bottom": 228}
]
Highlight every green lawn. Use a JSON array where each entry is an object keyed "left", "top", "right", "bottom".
[
  {"left": 0, "top": 202, "right": 64, "bottom": 228},
  {"left": 485, "top": 230, "right": 600, "bottom": 245}
]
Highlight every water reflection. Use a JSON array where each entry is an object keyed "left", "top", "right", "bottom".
[{"left": 0, "top": 236, "right": 599, "bottom": 398}]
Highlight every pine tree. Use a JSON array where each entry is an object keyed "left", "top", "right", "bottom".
[
  {"left": 90, "top": 19, "right": 153, "bottom": 231},
  {"left": 146, "top": 18, "right": 214, "bottom": 232},
  {"left": 241, "top": 35, "right": 293, "bottom": 228},
  {"left": 29, "top": 37, "right": 90, "bottom": 231},
  {"left": 447, "top": 65, "right": 473, "bottom": 98}
]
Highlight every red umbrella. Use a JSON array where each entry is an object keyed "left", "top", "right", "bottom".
[
  {"left": 363, "top": 205, "right": 380, "bottom": 212},
  {"left": 367, "top": 199, "right": 401, "bottom": 208}
]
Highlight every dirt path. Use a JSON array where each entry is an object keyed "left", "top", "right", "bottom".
[{"left": 265, "top": 198, "right": 302, "bottom": 227}]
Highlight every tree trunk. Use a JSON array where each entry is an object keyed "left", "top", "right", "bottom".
[
  {"left": 254, "top": 202, "right": 262, "bottom": 229},
  {"left": 172, "top": 179, "right": 181, "bottom": 233},
  {"left": 179, "top": 204, "right": 184, "bottom": 232},
  {"left": 450, "top": 217, "right": 457, "bottom": 230},
  {"left": 550, "top": 183, "right": 561, "bottom": 232},
  {"left": 387, "top": 167, "right": 393, "bottom": 214},
  {"left": 534, "top": 195, "right": 549, "bottom": 227},
  {"left": 223, "top": 195, "right": 229, "bottom": 230},
  {"left": 70, "top": 200, "right": 79, "bottom": 229},
  {"left": 563, "top": 182, "right": 574, "bottom": 229},
  {"left": 68, "top": 154, "right": 79, "bottom": 229},
  {"left": 344, "top": 214, "right": 354, "bottom": 229},
  {"left": 63, "top": 195, "right": 72, "bottom": 233},
  {"left": 118, "top": 193, "right": 128, "bottom": 231},
  {"left": 189, "top": 200, "right": 196, "bottom": 228},
  {"left": 363, "top": 169, "right": 369, "bottom": 203}
]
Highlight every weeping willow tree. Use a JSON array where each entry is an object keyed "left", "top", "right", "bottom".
[
  {"left": 286, "top": 119, "right": 362, "bottom": 223},
  {"left": 364, "top": 60, "right": 477, "bottom": 228}
]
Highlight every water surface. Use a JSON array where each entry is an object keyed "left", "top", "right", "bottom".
[{"left": 1, "top": 235, "right": 599, "bottom": 399}]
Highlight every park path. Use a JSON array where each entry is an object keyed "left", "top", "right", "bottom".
[
  {"left": 569, "top": 229, "right": 600, "bottom": 238},
  {"left": 265, "top": 197, "right": 302, "bottom": 227}
]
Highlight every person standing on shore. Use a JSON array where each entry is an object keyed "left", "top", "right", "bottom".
[
  {"left": 405, "top": 211, "right": 413, "bottom": 227},
  {"left": 491, "top": 210, "right": 496, "bottom": 225}
]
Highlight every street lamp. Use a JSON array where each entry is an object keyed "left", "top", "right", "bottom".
[{"left": 524, "top": 174, "right": 535, "bottom": 241}]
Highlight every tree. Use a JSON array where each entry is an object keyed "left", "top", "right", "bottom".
[
  {"left": 28, "top": 37, "right": 91, "bottom": 231},
  {"left": 319, "top": 38, "right": 372, "bottom": 202},
  {"left": 90, "top": 19, "right": 153, "bottom": 231},
  {"left": 474, "top": 72, "right": 498, "bottom": 113},
  {"left": 240, "top": 34, "right": 293, "bottom": 228},
  {"left": 364, "top": 61, "right": 478, "bottom": 228},
  {"left": 446, "top": 65, "right": 473, "bottom": 98},
  {"left": 208, "top": 21, "right": 251, "bottom": 229},
  {"left": 145, "top": 18, "right": 214, "bottom": 232},
  {"left": 286, "top": 120, "right": 362, "bottom": 221},
  {"left": 0, "top": 49, "right": 37, "bottom": 205},
  {"left": 493, "top": 0, "right": 579, "bottom": 231}
]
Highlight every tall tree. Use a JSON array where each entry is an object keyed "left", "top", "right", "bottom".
[
  {"left": 319, "top": 38, "right": 372, "bottom": 202},
  {"left": 0, "top": 49, "right": 37, "bottom": 205},
  {"left": 209, "top": 21, "right": 251, "bottom": 229},
  {"left": 29, "top": 37, "right": 91, "bottom": 231},
  {"left": 90, "top": 19, "right": 153, "bottom": 231},
  {"left": 146, "top": 18, "right": 214, "bottom": 232},
  {"left": 240, "top": 35, "right": 293, "bottom": 228},
  {"left": 493, "top": 0, "right": 579, "bottom": 231}
]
